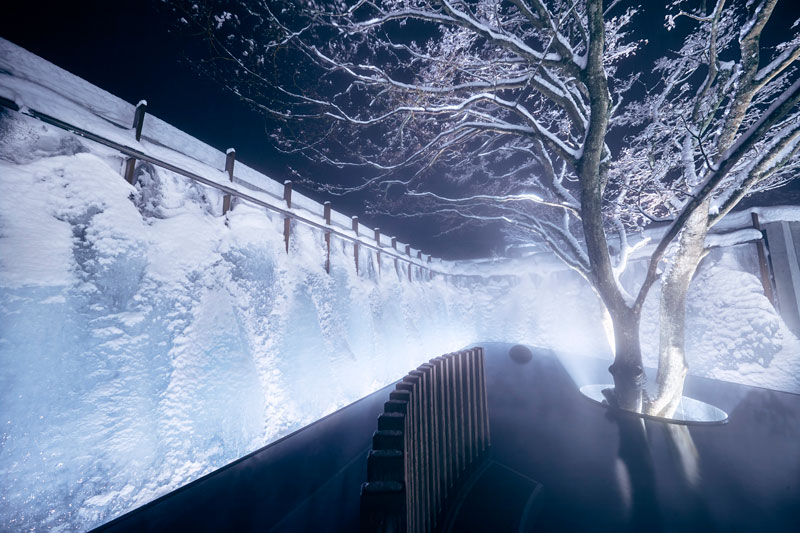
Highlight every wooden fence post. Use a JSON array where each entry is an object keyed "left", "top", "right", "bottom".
[
  {"left": 123, "top": 158, "right": 137, "bottom": 185},
  {"left": 133, "top": 100, "right": 147, "bottom": 142},
  {"left": 222, "top": 148, "right": 236, "bottom": 215},
  {"left": 123, "top": 100, "right": 148, "bottom": 185},
  {"left": 352, "top": 216, "right": 359, "bottom": 274},
  {"left": 405, "top": 245, "right": 412, "bottom": 282},
  {"left": 374, "top": 228, "right": 382, "bottom": 276},
  {"left": 283, "top": 180, "right": 292, "bottom": 253},
  {"left": 324, "top": 201, "right": 332, "bottom": 273},
  {"left": 752, "top": 212, "right": 776, "bottom": 305},
  {"left": 478, "top": 347, "right": 491, "bottom": 448},
  {"left": 391, "top": 237, "right": 399, "bottom": 276}
]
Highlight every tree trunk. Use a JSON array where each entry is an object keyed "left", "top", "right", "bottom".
[
  {"left": 646, "top": 201, "right": 709, "bottom": 417},
  {"left": 603, "top": 305, "right": 646, "bottom": 412}
]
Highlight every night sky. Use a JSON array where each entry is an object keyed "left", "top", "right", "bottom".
[{"left": 2, "top": 1, "right": 798, "bottom": 259}]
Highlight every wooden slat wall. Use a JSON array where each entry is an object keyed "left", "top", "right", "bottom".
[{"left": 360, "top": 348, "right": 490, "bottom": 532}]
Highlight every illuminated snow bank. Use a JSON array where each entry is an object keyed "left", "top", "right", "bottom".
[
  {"left": 0, "top": 112, "right": 611, "bottom": 531},
  {"left": 2, "top": 107, "right": 799, "bottom": 531}
]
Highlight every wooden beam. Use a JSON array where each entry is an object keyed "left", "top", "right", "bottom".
[{"left": 752, "top": 212, "right": 776, "bottom": 305}]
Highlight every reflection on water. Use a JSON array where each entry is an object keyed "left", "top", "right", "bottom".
[
  {"left": 611, "top": 412, "right": 662, "bottom": 532},
  {"left": 580, "top": 384, "right": 728, "bottom": 424},
  {"left": 666, "top": 424, "right": 701, "bottom": 488}
]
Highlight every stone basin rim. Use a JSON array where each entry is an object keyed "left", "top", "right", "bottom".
[{"left": 579, "top": 383, "right": 729, "bottom": 426}]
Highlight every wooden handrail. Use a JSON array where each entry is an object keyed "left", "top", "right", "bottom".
[{"left": 0, "top": 96, "right": 447, "bottom": 277}]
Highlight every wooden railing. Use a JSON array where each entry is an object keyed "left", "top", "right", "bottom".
[
  {"left": 0, "top": 95, "right": 447, "bottom": 281},
  {"left": 360, "top": 348, "right": 491, "bottom": 532}
]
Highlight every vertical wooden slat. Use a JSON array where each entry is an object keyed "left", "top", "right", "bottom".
[
  {"left": 458, "top": 352, "right": 468, "bottom": 470},
  {"left": 449, "top": 354, "right": 461, "bottom": 476},
  {"left": 428, "top": 358, "right": 440, "bottom": 512},
  {"left": 395, "top": 382, "right": 414, "bottom": 532},
  {"left": 478, "top": 347, "right": 491, "bottom": 447},
  {"left": 399, "top": 376, "right": 421, "bottom": 533},
  {"left": 430, "top": 357, "right": 447, "bottom": 514},
  {"left": 444, "top": 355, "right": 454, "bottom": 494},
  {"left": 396, "top": 381, "right": 413, "bottom": 532},
  {"left": 447, "top": 354, "right": 458, "bottom": 487},
  {"left": 469, "top": 349, "right": 479, "bottom": 461},
  {"left": 409, "top": 370, "right": 428, "bottom": 532},
  {"left": 465, "top": 350, "right": 475, "bottom": 464},
  {"left": 474, "top": 350, "right": 485, "bottom": 452},
  {"left": 419, "top": 363, "right": 437, "bottom": 529},
  {"left": 323, "top": 201, "right": 331, "bottom": 273}
]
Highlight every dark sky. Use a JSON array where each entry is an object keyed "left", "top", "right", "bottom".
[
  {"left": 1, "top": 1, "right": 798, "bottom": 259},
  {"left": 1, "top": 0, "right": 499, "bottom": 259}
]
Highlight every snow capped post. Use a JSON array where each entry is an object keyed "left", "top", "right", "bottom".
[
  {"left": 391, "top": 237, "right": 398, "bottom": 277},
  {"left": 123, "top": 157, "right": 137, "bottom": 185},
  {"left": 123, "top": 100, "right": 147, "bottom": 185},
  {"left": 405, "top": 245, "right": 411, "bottom": 282},
  {"left": 374, "top": 228, "right": 381, "bottom": 276},
  {"left": 283, "top": 180, "right": 292, "bottom": 253},
  {"left": 752, "top": 213, "right": 776, "bottom": 305},
  {"left": 222, "top": 148, "right": 236, "bottom": 215},
  {"left": 352, "top": 216, "right": 359, "bottom": 274},
  {"left": 426, "top": 254, "right": 432, "bottom": 281},
  {"left": 324, "top": 201, "right": 332, "bottom": 273},
  {"left": 417, "top": 251, "right": 422, "bottom": 281},
  {"left": 133, "top": 100, "right": 147, "bottom": 142}
]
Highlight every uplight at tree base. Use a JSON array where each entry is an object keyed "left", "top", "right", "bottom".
[{"left": 579, "top": 384, "right": 728, "bottom": 425}]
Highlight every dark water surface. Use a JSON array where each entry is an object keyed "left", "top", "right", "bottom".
[{"left": 97, "top": 343, "right": 800, "bottom": 532}]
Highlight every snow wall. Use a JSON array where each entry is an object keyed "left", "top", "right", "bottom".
[
  {"left": 0, "top": 111, "right": 609, "bottom": 531},
  {"left": 1, "top": 111, "right": 799, "bottom": 530}
]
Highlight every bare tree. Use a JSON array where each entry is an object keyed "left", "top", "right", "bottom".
[
  {"left": 617, "top": 0, "right": 800, "bottom": 416},
  {"left": 171, "top": 0, "right": 800, "bottom": 412}
]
